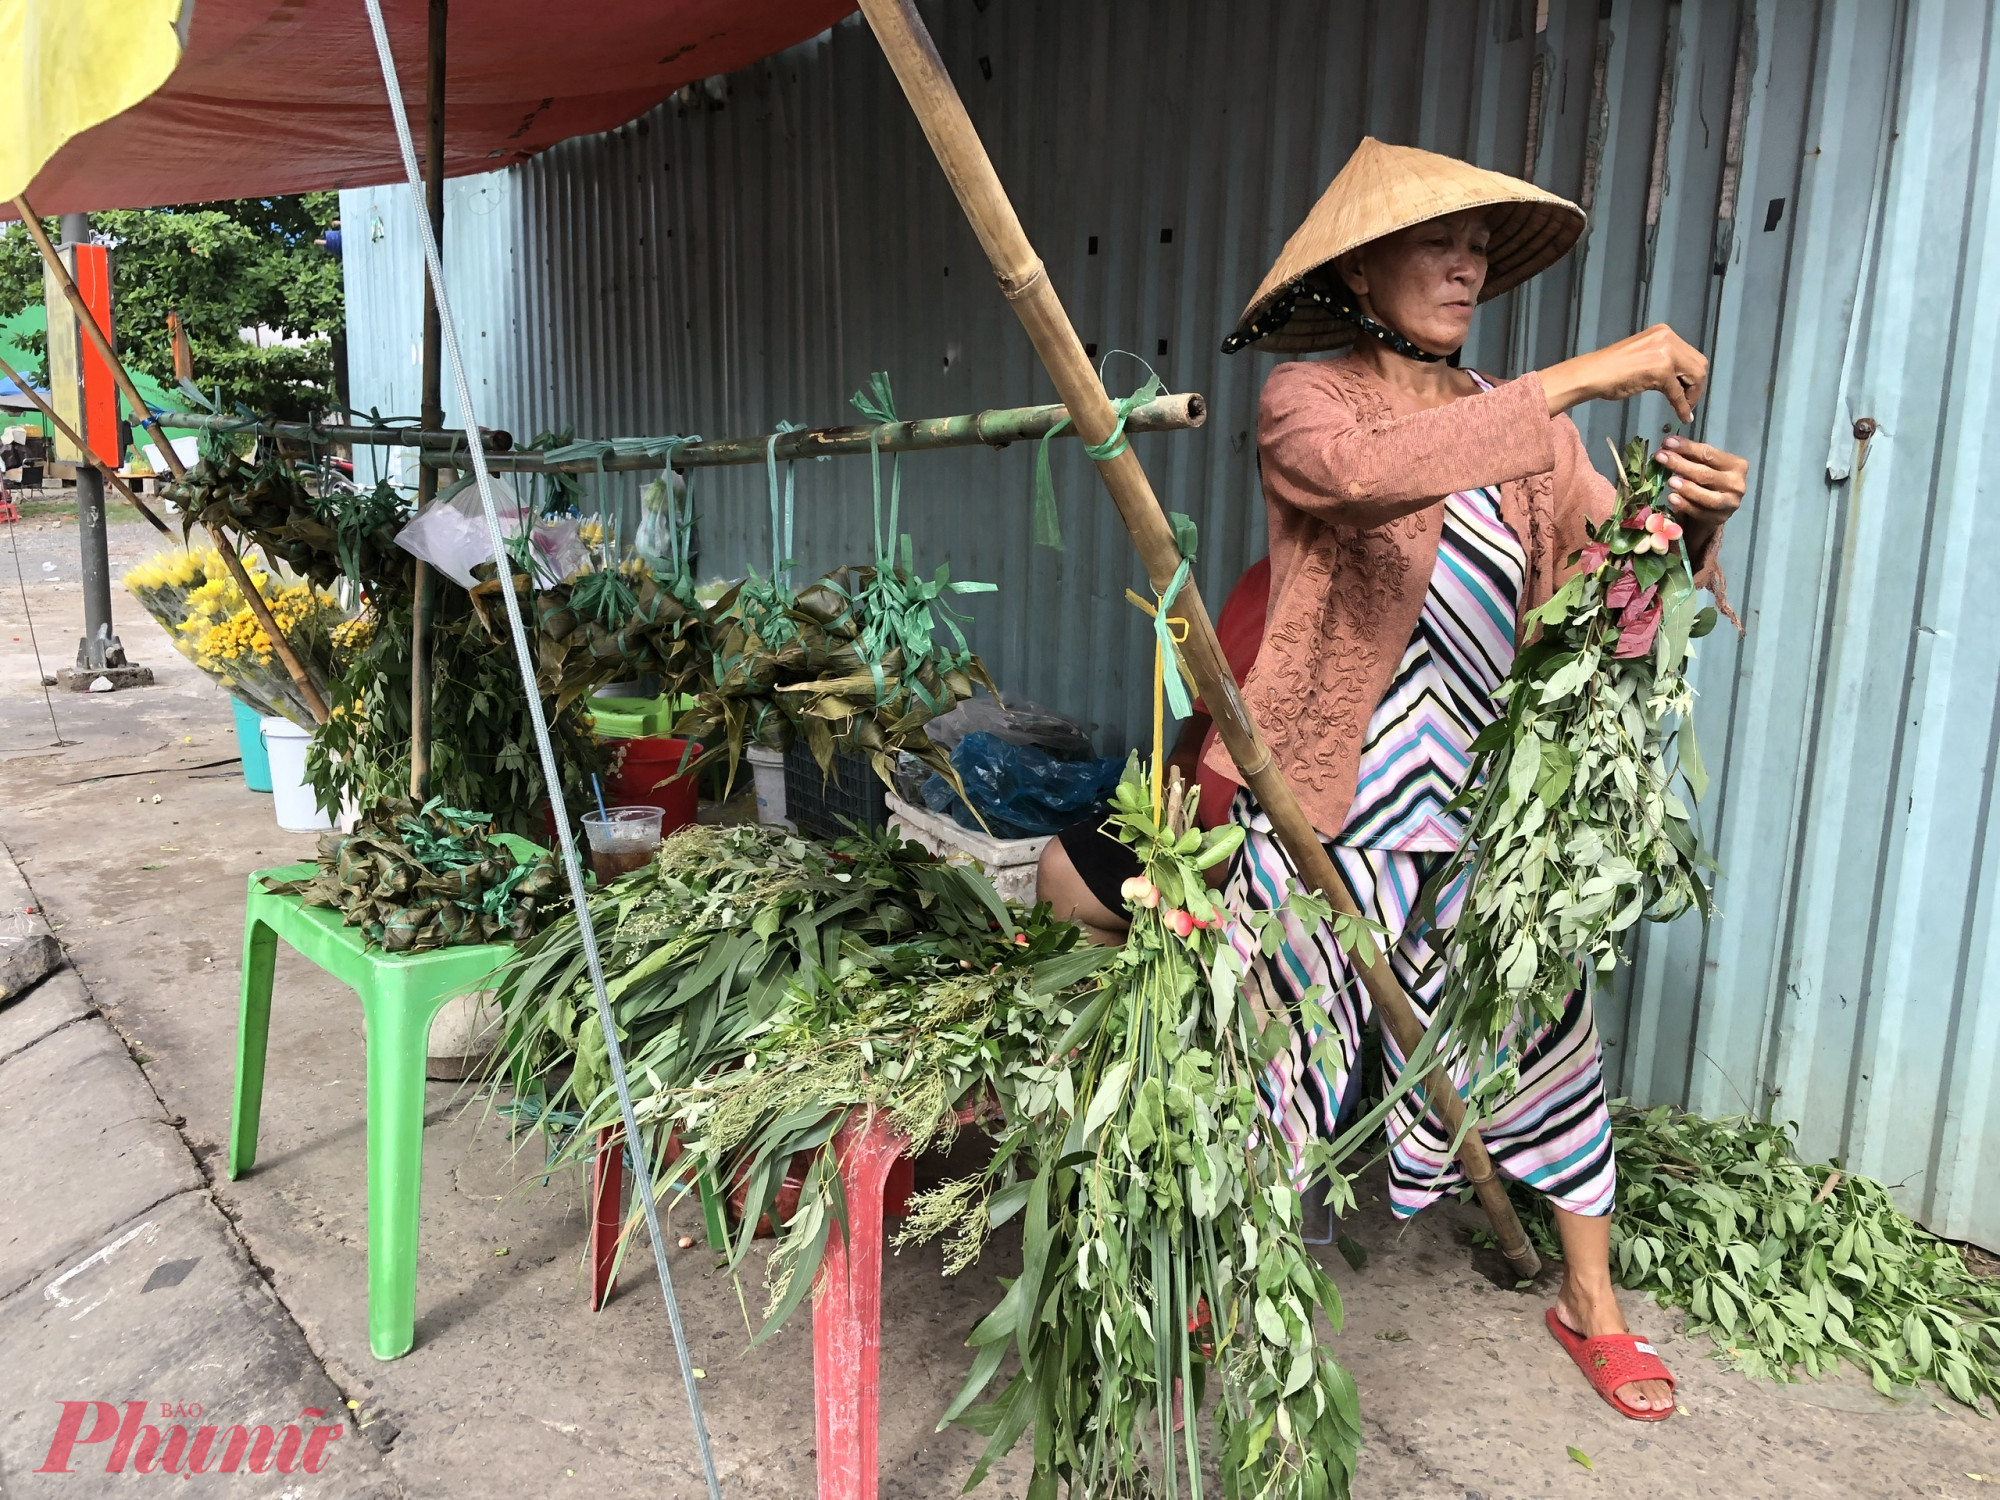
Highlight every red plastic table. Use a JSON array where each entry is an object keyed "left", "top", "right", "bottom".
[{"left": 587, "top": 1111, "right": 957, "bottom": 1500}]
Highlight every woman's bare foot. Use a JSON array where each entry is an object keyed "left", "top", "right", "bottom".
[{"left": 1550, "top": 1207, "right": 1674, "bottom": 1415}]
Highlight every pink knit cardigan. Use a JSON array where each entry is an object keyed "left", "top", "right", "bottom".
[{"left": 1201, "top": 355, "right": 1726, "bottom": 837}]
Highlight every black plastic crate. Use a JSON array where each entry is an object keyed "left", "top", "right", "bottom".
[{"left": 783, "top": 739, "right": 889, "bottom": 839}]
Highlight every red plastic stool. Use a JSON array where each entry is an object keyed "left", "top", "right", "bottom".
[
  {"left": 585, "top": 1126, "right": 914, "bottom": 1313},
  {"left": 0, "top": 494, "right": 17, "bottom": 524}
]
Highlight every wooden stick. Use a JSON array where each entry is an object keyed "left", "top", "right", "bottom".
[
  {"left": 856, "top": 0, "right": 1541, "bottom": 1279},
  {"left": 411, "top": 392, "right": 1207, "bottom": 474},
  {"left": 409, "top": 0, "right": 447, "bottom": 801},
  {"left": 13, "top": 199, "right": 330, "bottom": 724},
  {"left": 0, "top": 348, "right": 171, "bottom": 536}
]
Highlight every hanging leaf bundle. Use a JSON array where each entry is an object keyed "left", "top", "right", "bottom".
[
  {"left": 900, "top": 758, "right": 1364, "bottom": 1500},
  {"left": 469, "top": 559, "right": 714, "bottom": 717},
  {"left": 679, "top": 561, "right": 997, "bottom": 795},
  {"left": 262, "top": 797, "right": 559, "bottom": 951},
  {"left": 673, "top": 381, "right": 997, "bottom": 795},
  {"left": 1429, "top": 436, "right": 1721, "bottom": 1074},
  {"left": 165, "top": 429, "right": 409, "bottom": 593}
]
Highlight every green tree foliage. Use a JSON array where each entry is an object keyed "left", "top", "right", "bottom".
[{"left": 0, "top": 193, "right": 342, "bottom": 417}]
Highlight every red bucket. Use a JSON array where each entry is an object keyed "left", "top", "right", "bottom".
[{"left": 604, "top": 736, "right": 700, "bottom": 835}]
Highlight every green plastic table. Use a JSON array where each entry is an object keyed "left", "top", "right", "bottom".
[{"left": 228, "top": 839, "right": 537, "bottom": 1361}]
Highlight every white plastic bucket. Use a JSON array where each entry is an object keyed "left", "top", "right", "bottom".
[
  {"left": 746, "top": 746, "right": 791, "bottom": 830},
  {"left": 260, "top": 717, "right": 332, "bottom": 832}
]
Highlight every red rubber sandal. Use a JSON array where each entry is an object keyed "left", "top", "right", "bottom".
[{"left": 1545, "top": 1308, "right": 1677, "bottom": 1421}]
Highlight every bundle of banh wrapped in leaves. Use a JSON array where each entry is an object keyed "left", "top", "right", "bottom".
[
  {"left": 263, "top": 798, "right": 559, "bottom": 951},
  {"left": 679, "top": 555, "right": 996, "bottom": 795},
  {"left": 471, "top": 558, "right": 712, "bottom": 716}
]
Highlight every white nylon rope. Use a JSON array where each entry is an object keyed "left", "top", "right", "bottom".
[{"left": 358, "top": 6, "right": 723, "bottom": 1492}]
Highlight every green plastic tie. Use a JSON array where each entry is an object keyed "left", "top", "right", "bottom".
[
  {"left": 1153, "top": 512, "right": 1199, "bottom": 719},
  {"left": 764, "top": 420, "right": 805, "bottom": 587},
  {"left": 1032, "top": 351, "right": 1167, "bottom": 552},
  {"left": 849, "top": 372, "right": 903, "bottom": 569}
]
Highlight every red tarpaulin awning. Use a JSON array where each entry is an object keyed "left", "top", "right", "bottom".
[{"left": 14, "top": 0, "right": 855, "bottom": 216}]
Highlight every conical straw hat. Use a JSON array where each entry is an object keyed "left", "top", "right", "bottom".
[{"left": 1227, "top": 138, "right": 1585, "bottom": 354}]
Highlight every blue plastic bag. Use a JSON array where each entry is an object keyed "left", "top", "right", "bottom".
[{"left": 921, "top": 731, "right": 1124, "bottom": 840}]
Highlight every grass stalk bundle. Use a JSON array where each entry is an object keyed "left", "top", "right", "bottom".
[{"left": 901, "top": 759, "right": 1365, "bottom": 1500}]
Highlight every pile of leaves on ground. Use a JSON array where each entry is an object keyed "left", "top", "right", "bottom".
[
  {"left": 1508, "top": 1104, "right": 2000, "bottom": 1412},
  {"left": 1430, "top": 436, "right": 1722, "bottom": 1081},
  {"left": 263, "top": 797, "right": 559, "bottom": 951}
]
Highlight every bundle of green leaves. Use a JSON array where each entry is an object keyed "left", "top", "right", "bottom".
[
  {"left": 306, "top": 595, "right": 607, "bottom": 839},
  {"left": 468, "top": 558, "right": 711, "bottom": 719},
  {"left": 263, "top": 797, "right": 559, "bottom": 951},
  {"left": 1511, "top": 1106, "right": 2000, "bottom": 1410},
  {"left": 491, "top": 823, "right": 1053, "bottom": 1173},
  {"left": 901, "top": 760, "right": 1366, "bottom": 1500},
  {"left": 1430, "top": 436, "right": 1719, "bottom": 1077}
]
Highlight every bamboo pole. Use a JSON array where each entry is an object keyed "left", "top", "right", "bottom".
[
  {"left": 855, "top": 0, "right": 1541, "bottom": 1278},
  {"left": 409, "top": 0, "right": 448, "bottom": 800},
  {"left": 0, "top": 348, "right": 171, "bottom": 537},
  {"left": 160, "top": 394, "right": 1200, "bottom": 473},
  {"left": 13, "top": 199, "right": 330, "bottom": 725},
  {"left": 411, "top": 392, "right": 1206, "bottom": 474},
  {"left": 156, "top": 409, "right": 514, "bottom": 453}
]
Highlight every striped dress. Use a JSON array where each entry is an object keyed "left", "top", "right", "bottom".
[{"left": 1224, "top": 389, "right": 1616, "bottom": 1218}]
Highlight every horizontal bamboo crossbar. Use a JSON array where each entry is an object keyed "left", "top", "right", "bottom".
[
  {"left": 415, "top": 392, "right": 1203, "bottom": 474},
  {"left": 141, "top": 393, "right": 1204, "bottom": 474},
  {"left": 143, "top": 409, "right": 515, "bottom": 454}
]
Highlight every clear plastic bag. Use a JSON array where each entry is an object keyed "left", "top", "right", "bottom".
[
  {"left": 394, "top": 473, "right": 584, "bottom": 589},
  {"left": 923, "top": 695, "right": 1096, "bottom": 761}
]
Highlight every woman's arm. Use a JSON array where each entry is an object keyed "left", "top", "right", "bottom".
[
  {"left": 1540, "top": 324, "right": 1710, "bottom": 421},
  {"left": 1258, "top": 361, "right": 1559, "bottom": 527}
]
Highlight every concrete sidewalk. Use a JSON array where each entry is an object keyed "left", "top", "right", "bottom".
[
  {"left": 0, "top": 845, "right": 399, "bottom": 1497},
  {"left": 1, "top": 524, "right": 1996, "bottom": 1499}
]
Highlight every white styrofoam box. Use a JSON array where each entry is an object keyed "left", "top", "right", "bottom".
[{"left": 884, "top": 793, "right": 1050, "bottom": 906}]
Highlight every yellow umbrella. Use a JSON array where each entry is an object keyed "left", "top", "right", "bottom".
[{"left": 0, "top": 0, "right": 184, "bottom": 202}]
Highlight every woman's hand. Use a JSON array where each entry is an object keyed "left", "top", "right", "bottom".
[
  {"left": 1539, "top": 324, "right": 1709, "bottom": 421},
  {"left": 1653, "top": 435, "right": 1746, "bottom": 541}
]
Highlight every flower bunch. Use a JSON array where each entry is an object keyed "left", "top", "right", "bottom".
[
  {"left": 1427, "top": 436, "right": 1722, "bottom": 1078},
  {"left": 123, "top": 548, "right": 348, "bottom": 729}
]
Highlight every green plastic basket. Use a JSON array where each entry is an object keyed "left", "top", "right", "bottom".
[{"left": 585, "top": 693, "right": 692, "bottom": 740}]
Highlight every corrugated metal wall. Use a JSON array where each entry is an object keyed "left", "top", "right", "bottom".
[{"left": 341, "top": 0, "right": 2000, "bottom": 1247}]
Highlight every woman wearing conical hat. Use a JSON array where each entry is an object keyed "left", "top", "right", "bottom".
[{"left": 1207, "top": 139, "right": 1747, "bottom": 1421}]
